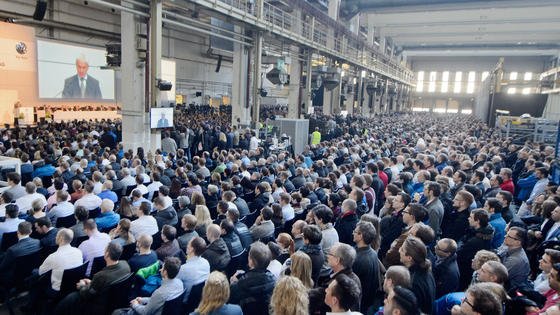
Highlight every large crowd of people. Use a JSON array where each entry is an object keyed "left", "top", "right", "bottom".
[{"left": 0, "top": 111, "right": 558, "bottom": 315}]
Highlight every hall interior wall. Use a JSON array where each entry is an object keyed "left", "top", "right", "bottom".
[{"left": 0, "top": 0, "right": 234, "bottom": 107}]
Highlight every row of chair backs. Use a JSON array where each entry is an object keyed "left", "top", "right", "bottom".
[
  {"left": 56, "top": 215, "right": 77, "bottom": 228},
  {"left": 0, "top": 231, "right": 18, "bottom": 252}
]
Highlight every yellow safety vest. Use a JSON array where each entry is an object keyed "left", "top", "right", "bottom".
[{"left": 311, "top": 131, "right": 321, "bottom": 145}]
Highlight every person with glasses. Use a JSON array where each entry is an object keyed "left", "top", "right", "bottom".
[
  {"left": 384, "top": 203, "right": 428, "bottom": 267},
  {"left": 450, "top": 283, "right": 502, "bottom": 315},
  {"left": 497, "top": 226, "right": 530, "bottom": 290},
  {"left": 457, "top": 209, "right": 494, "bottom": 290},
  {"left": 442, "top": 190, "right": 474, "bottom": 242},
  {"left": 433, "top": 238, "right": 459, "bottom": 298}
]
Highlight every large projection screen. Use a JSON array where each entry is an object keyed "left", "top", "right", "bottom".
[{"left": 37, "top": 40, "right": 115, "bottom": 100}]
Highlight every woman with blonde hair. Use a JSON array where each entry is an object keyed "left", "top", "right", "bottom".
[
  {"left": 270, "top": 276, "right": 309, "bottom": 315},
  {"left": 276, "top": 233, "right": 294, "bottom": 264},
  {"left": 289, "top": 251, "right": 314, "bottom": 289},
  {"left": 195, "top": 205, "right": 212, "bottom": 239},
  {"left": 191, "top": 271, "right": 242, "bottom": 315}
]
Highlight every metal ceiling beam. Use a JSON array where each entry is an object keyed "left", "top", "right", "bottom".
[
  {"left": 340, "top": 0, "right": 558, "bottom": 17},
  {"left": 403, "top": 48, "right": 560, "bottom": 57}
]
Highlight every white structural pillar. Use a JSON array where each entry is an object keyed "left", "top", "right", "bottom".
[
  {"left": 304, "top": 50, "right": 313, "bottom": 116},
  {"left": 121, "top": 1, "right": 148, "bottom": 152},
  {"left": 251, "top": 31, "right": 263, "bottom": 126},
  {"left": 148, "top": 0, "right": 162, "bottom": 152},
  {"left": 287, "top": 45, "right": 300, "bottom": 119},
  {"left": 251, "top": 0, "right": 264, "bottom": 126},
  {"left": 231, "top": 26, "right": 250, "bottom": 127},
  {"left": 367, "top": 15, "right": 375, "bottom": 46}
]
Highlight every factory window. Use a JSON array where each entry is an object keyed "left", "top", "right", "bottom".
[
  {"left": 441, "top": 71, "right": 449, "bottom": 93},
  {"left": 466, "top": 71, "right": 476, "bottom": 94},
  {"left": 428, "top": 71, "right": 437, "bottom": 93},
  {"left": 454, "top": 71, "right": 462, "bottom": 94},
  {"left": 416, "top": 71, "right": 424, "bottom": 92},
  {"left": 509, "top": 72, "right": 518, "bottom": 80}
]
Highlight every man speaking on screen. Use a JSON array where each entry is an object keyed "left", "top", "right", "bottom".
[
  {"left": 157, "top": 112, "right": 170, "bottom": 128},
  {"left": 62, "top": 54, "right": 102, "bottom": 99}
]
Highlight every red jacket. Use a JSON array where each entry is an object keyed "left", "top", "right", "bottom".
[
  {"left": 500, "top": 179, "right": 515, "bottom": 195},
  {"left": 378, "top": 171, "right": 388, "bottom": 187}
]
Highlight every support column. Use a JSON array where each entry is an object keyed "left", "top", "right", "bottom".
[
  {"left": 287, "top": 45, "right": 301, "bottom": 119},
  {"left": 251, "top": 32, "right": 263, "bottom": 126},
  {"left": 345, "top": 79, "right": 354, "bottom": 115},
  {"left": 148, "top": 0, "right": 162, "bottom": 152},
  {"left": 304, "top": 50, "right": 313, "bottom": 116},
  {"left": 232, "top": 26, "right": 250, "bottom": 127},
  {"left": 367, "top": 15, "right": 375, "bottom": 46},
  {"left": 323, "top": 84, "right": 332, "bottom": 115},
  {"left": 121, "top": 1, "right": 148, "bottom": 152},
  {"left": 357, "top": 71, "right": 365, "bottom": 115}
]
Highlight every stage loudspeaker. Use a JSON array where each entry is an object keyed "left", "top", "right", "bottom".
[
  {"left": 215, "top": 55, "right": 222, "bottom": 72},
  {"left": 33, "top": 0, "right": 47, "bottom": 21},
  {"left": 195, "top": 92, "right": 202, "bottom": 97}
]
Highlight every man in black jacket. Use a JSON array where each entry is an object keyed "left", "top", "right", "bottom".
[
  {"left": 335, "top": 199, "right": 359, "bottom": 246},
  {"left": 153, "top": 197, "right": 178, "bottom": 230},
  {"left": 456, "top": 209, "right": 494, "bottom": 289},
  {"left": 201, "top": 224, "right": 231, "bottom": 272},
  {"left": 433, "top": 238, "right": 460, "bottom": 298},
  {"left": 226, "top": 208, "right": 253, "bottom": 250},
  {"left": 352, "top": 221, "right": 380, "bottom": 313},
  {"left": 220, "top": 219, "right": 244, "bottom": 258},
  {"left": 0, "top": 221, "right": 41, "bottom": 286},
  {"left": 229, "top": 242, "right": 276, "bottom": 315},
  {"left": 379, "top": 192, "right": 410, "bottom": 259},
  {"left": 442, "top": 190, "right": 473, "bottom": 242},
  {"left": 248, "top": 183, "right": 271, "bottom": 213}
]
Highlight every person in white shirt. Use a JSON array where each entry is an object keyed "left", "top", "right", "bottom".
[
  {"left": 0, "top": 204, "right": 25, "bottom": 244},
  {"left": 92, "top": 171, "right": 104, "bottom": 195},
  {"left": 249, "top": 131, "right": 259, "bottom": 151},
  {"left": 15, "top": 182, "right": 47, "bottom": 215},
  {"left": 48, "top": 190, "right": 75, "bottom": 226},
  {"left": 176, "top": 236, "right": 210, "bottom": 302},
  {"left": 130, "top": 201, "right": 159, "bottom": 239},
  {"left": 78, "top": 219, "right": 111, "bottom": 276},
  {"left": 279, "top": 193, "right": 295, "bottom": 222},
  {"left": 131, "top": 175, "right": 148, "bottom": 197},
  {"left": 534, "top": 249, "right": 560, "bottom": 294},
  {"left": 39, "top": 228, "right": 83, "bottom": 291},
  {"left": 135, "top": 165, "right": 151, "bottom": 184},
  {"left": 120, "top": 168, "right": 136, "bottom": 188},
  {"left": 74, "top": 181, "right": 102, "bottom": 211},
  {"left": 147, "top": 173, "right": 163, "bottom": 201}
]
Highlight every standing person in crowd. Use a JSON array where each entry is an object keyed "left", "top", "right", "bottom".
[
  {"left": 352, "top": 221, "right": 380, "bottom": 313},
  {"left": 442, "top": 191, "right": 474, "bottom": 242},
  {"left": 456, "top": 209, "right": 494, "bottom": 290},
  {"left": 399, "top": 236, "right": 436, "bottom": 314},
  {"left": 498, "top": 226, "right": 530, "bottom": 290},
  {"left": 433, "top": 238, "right": 460, "bottom": 298}
]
